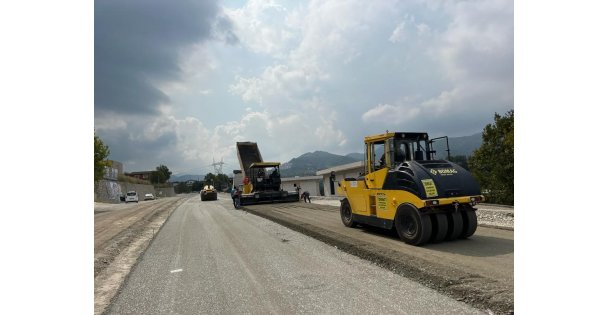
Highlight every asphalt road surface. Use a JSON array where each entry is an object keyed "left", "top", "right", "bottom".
[
  {"left": 244, "top": 201, "right": 513, "bottom": 314},
  {"left": 106, "top": 195, "right": 484, "bottom": 314},
  {"left": 248, "top": 203, "right": 513, "bottom": 287}
]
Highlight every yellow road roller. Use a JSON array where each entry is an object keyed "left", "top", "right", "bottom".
[
  {"left": 200, "top": 185, "right": 218, "bottom": 201},
  {"left": 338, "top": 132, "right": 484, "bottom": 246}
]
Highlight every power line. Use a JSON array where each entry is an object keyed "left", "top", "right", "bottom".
[{"left": 210, "top": 157, "right": 225, "bottom": 174}]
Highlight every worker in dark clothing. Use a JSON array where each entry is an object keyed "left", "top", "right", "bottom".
[
  {"left": 295, "top": 184, "right": 301, "bottom": 201},
  {"left": 301, "top": 191, "right": 311, "bottom": 203},
  {"left": 231, "top": 186, "right": 241, "bottom": 208}
]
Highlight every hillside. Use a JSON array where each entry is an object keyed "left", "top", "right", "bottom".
[
  {"left": 345, "top": 152, "right": 365, "bottom": 161},
  {"left": 169, "top": 174, "right": 203, "bottom": 182},
  {"left": 432, "top": 133, "right": 482, "bottom": 159},
  {"left": 281, "top": 151, "right": 358, "bottom": 177}
]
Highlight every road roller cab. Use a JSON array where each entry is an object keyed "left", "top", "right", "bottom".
[{"left": 339, "top": 131, "right": 484, "bottom": 246}]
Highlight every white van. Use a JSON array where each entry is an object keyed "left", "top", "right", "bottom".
[{"left": 125, "top": 191, "right": 139, "bottom": 203}]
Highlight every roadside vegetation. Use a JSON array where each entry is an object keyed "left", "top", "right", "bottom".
[
  {"left": 94, "top": 132, "right": 174, "bottom": 189},
  {"left": 150, "top": 164, "right": 172, "bottom": 185},
  {"left": 448, "top": 155, "right": 469, "bottom": 170},
  {"left": 94, "top": 131, "right": 112, "bottom": 183},
  {"left": 469, "top": 110, "right": 514, "bottom": 205},
  {"left": 117, "top": 174, "right": 151, "bottom": 185}
]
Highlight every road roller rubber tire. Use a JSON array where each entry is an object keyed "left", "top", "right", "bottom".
[
  {"left": 430, "top": 213, "right": 448, "bottom": 243},
  {"left": 394, "top": 205, "right": 432, "bottom": 246},
  {"left": 460, "top": 209, "right": 478, "bottom": 239},
  {"left": 445, "top": 211, "right": 464, "bottom": 241},
  {"left": 340, "top": 199, "right": 356, "bottom": 228}
]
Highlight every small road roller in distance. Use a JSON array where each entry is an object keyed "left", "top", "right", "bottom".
[
  {"left": 338, "top": 131, "right": 484, "bottom": 246},
  {"left": 200, "top": 185, "right": 218, "bottom": 201}
]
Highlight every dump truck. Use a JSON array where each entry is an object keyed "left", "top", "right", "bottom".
[
  {"left": 338, "top": 132, "right": 484, "bottom": 246},
  {"left": 235, "top": 142, "right": 299, "bottom": 205},
  {"left": 200, "top": 185, "right": 218, "bottom": 201}
]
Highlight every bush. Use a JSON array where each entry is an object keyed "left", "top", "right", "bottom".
[{"left": 118, "top": 174, "right": 151, "bottom": 185}]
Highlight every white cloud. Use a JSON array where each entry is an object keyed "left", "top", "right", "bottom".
[
  {"left": 224, "top": 0, "right": 295, "bottom": 57},
  {"left": 157, "top": 43, "right": 219, "bottom": 96},
  {"left": 96, "top": 0, "right": 513, "bottom": 174},
  {"left": 173, "top": 117, "right": 212, "bottom": 162},
  {"left": 227, "top": 0, "right": 405, "bottom": 154},
  {"left": 389, "top": 15, "right": 430, "bottom": 43},
  {"left": 389, "top": 21, "right": 407, "bottom": 43},
  {"left": 420, "top": 88, "right": 461, "bottom": 114},
  {"left": 362, "top": 103, "right": 421, "bottom": 125},
  {"left": 94, "top": 113, "right": 128, "bottom": 131},
  {"left": 290, "top": 0, "right": 395, "bottom": 67},
  {"left": 315, "top": 120, "right": 347, "bottom": 147},
  {"left": 416, "top": 23, "right": 430, "bottom": 36},
  {"left": 362, "top": 0, "right": 513, "bottom": 136},
  {"left": 437, "top": 0, "right": 513, "bottom": 82},
  {"left": 229, "top": 63, "right": 328, "bottom": 111},
  {"left": 230, "top": 75, "right": 263, "bottom": 103}
]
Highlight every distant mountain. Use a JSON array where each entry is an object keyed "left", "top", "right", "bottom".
[
  {"left": 345, "top": 152, "right": 365, "bottom": 161},
  {"left": 281, "top": 151, "right": 358, "bottom": 177},
  {"left": 432, "top": 133, "right": 483, "bottom": 159},
  {"left": 169, "top": 174, "right": 203, "bottom": 182}
]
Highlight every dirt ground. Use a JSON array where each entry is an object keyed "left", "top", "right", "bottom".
[{"left": 95, "top": 194, "right": 513, "bottom": 315}]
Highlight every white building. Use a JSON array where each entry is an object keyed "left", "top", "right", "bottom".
[
  {"left": 316, "top": 161, "right": 365, "bottom": 197},
  {"left": 280, "top": 176, "right": 322, "bottom": 196}
]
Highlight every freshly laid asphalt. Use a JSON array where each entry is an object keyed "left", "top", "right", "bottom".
[{"left": 106, "top": 195, "right": 484, "bottom": 314}]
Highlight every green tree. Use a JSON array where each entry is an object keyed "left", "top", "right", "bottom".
[
  {"left": 448, "top": 155, "right": 470, "bottom": 170},
  {"left": 174, "top": 182, "right": 189, "bottom": 194},
  {"left": 192, "top": 181, "right": 203, "bottom": 192},
  {"left": 150, "top": 171, "right": 162, "bottom": 184},
  {"left": 203, "top": 173, "right": 216, "bottom": 185},
  {"left": 155, "top": 165, "right": 172, "bottom": 184},
  {"left": 469, "top": 110, "right": 514, "bottom": 205},
  {"left": 94, "top": 132, "right": 112, "bottom": 182},
  {"left": 215, "top": 173, "right": 230, "bottom": 190}
]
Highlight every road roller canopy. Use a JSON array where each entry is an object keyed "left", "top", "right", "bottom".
[
  {"left": 364, "top": 132, "right": 429, "bottom": 143},
  {"left": 364, "top": 132, "right": 434, "bottom": 174}
]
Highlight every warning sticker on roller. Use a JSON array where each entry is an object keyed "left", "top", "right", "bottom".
[
  {"left": 421, "top": 179, "right": 438, "bottom": 198},
  {"left": 377, "top": 193, "right": 387, "bottom": 211}
]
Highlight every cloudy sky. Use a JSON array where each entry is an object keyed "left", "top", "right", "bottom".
[{"left": 94, "top": 0, "right": 513, "bottom": 175}]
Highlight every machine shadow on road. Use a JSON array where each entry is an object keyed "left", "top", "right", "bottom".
[
  {"left": 357, "top": 225, "right": 513, "bottom": 257},
  {"left": 424, "top": 235, "right": 513, "bottom": 257},
  {"left": 357, "top": 224, "right": 400, "bottom": 238}
]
